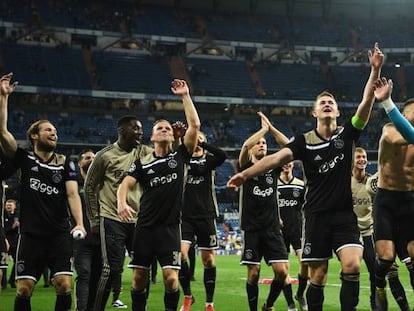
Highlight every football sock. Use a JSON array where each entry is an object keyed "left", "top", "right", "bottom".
[
  {"left": 340, "top": 272, "right": 359, "bottom": 311},
  {"left": 306, "top": 282, "right": 324, "bottom": 311},
  {"left": 164, "top": 288, "right": 180, "bottom": 311},
  {"left": 204, "top": 266, "right": 216, "bottom": 303},
  {"left": 131, "top": 288, "right": 147, "bottom": 311}
]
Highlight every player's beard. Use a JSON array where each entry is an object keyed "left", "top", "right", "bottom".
[{"left": 37, "top": 140, "right": 56, "bottom": 153}]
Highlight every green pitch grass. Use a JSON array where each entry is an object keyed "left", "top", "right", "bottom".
[{"left": 1, "top": 254, "right": 412, "bottom": 310}]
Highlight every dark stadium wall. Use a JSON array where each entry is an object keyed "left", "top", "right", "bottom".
[{"left": 139, "top": 0, "right": 414, "bottom": 19}]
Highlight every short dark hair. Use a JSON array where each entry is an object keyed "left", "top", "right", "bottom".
[
  {"left": 26, "top": 120, "right": 52, "bottom": 146},
  {"left": 117, "top": 115, "right": 138, "bottom": 128},
  {"left": 402, "top": 98, "right": 414, "bottom": 111},
  {"left": 78, "top": 148, "right": 94, "bottom": 160}
]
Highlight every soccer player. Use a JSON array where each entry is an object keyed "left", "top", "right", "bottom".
[
  {"left": 278, "top": 162, "right": 307, "bottom": 311},
  {"left": 117, "top": 79, "right": 200, "bottom": 311},
  {"left": 0, "top": 149, "right": 17, "bottom": 293},
  {"left": 374, "top": 78, "right": 414, "bottom": 144},
  {"left": 0, "top": 218, "right": 8, "bottom": 293},
  {"left": 227, "top": 42, "right": 384, "bottom": 310},
  {"left": 236, "top": 111, "right": 290, "bottom": 311},
  {"left": 366, "top": 172, "right": 413, "bottom": 311},
  {"left": 73, "top": 148, "right": 103, "bottom": 311},
  {"left": 372, "top": 77, "right": 414, "bottom": 310},
  {"left": 84, "top": 115, "right": 152, "bottom": 310},
  {"left": 179, "top": 131, "right": 227, "bottom": 311},
  {"left": 351, "top": 147, "right": 377, "bottom": 310},
  {"left": 386, "top": 262, "right": 411, "bottom": 311},
  {"left": 0, "top": 72, "right": 86, "bottom": 310},
  {"left": 3, "top": 199, "right": 19, "bottom": 288}
]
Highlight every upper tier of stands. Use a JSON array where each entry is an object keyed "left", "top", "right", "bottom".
[
  {"left": 2, "top": 45, "right": 90, "bottom": 90},
  {"left": 186, "top": 57, "right": 256, "bottom": 98},
  {"left": 94, "top": 52, "right": 172, "bottom": 93},
  {"left": 2, "top": 0, "right": 413, "bottom": 101},
  {"left": 1, "top": 43, "right": 409, "bottom": 102},
  {"left": 3, "top": 1, "right": 414, "bottom": 47}
]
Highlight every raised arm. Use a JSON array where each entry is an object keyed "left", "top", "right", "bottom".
[
  {"left": 228, "top": 147, "right": 294, "bottom": 189},
  {"left": 258, "top": 111, "right": 289, "bottom": 147},
  {"left": 238, "top": 113, "right": 269, "bottom": 168},
  {"left": 171, "top": 79, "right": 201, "bottom": 155},
  {"left": 374, "top": 77, "right": 414, "bottom": 144},
  {"left": 0, "top": 73, "right": 18, "bottom": 158},
  {"left": 354, "top": 42, "right": 384, "bottom": 125}
]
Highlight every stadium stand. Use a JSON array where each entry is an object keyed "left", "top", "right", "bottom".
[{"left": 4, "top": 0, "right": 412, "bottom": 231}]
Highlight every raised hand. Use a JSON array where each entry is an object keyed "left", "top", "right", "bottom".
[
  {"left": 172, "top": 121, "right": 187, "bottom": 139},
  {"left": 368, "top": 42, "right": 384, "bottom": 70},
  {"left": 258, "top": 111, "right": 270, "bottom": 131},
  {"left": 0, "top": 73, "right": 18, "bottom": 96},
  {"left": 171, "top": 79, "right": 190, "bottom": 96},
  {"left": 373, "top": 77, "right": 393, "bottom": 102}
]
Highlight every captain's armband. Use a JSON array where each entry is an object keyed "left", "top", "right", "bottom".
[{"left": 351, "top": 115, "right": 368, "bottom": 130}]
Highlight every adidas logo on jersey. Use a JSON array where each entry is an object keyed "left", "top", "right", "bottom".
[
  {"left": 31, "top": 166, "right": 39, "bottom": 172},
  {"left": 314, "top": 154, "right": 322, "bottom": 161},
  {"left": 147, "top": 169, "right": 155, "bottom": 174}
]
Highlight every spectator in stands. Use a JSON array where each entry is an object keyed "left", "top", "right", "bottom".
[
  {"left": 84, "top": 115, "right": 152, "bottom": 310},
  {"left": 228, "top": 43, "right": 384, "bottom": 311},
  {"left": 235, "top": 111, "right": 291, "bottom": 311},
  {"left": 0, "top": 72, "right": 86, "bottom": 310},
  {"left": 179, "top": 131, "right": 227, "bottom": 311},
  {"left": 117, "top": 79, "right": 200, "bottom": 311}
]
